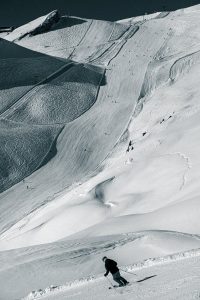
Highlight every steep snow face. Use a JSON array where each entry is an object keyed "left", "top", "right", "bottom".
[
  {"left": 1, "top": 5, "right": 200, "bottom": 250},
  {"left": 1, "top": 4, "right": 200, "bottom": 300},
  {"left": 0, "top": 39, "right": 66, "bottom": 192},
  {"left": 1, "top": 4, "right": 200, "bottom": 297}
]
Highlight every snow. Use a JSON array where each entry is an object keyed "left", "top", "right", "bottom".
[
  {"left": 1, "top": 231, "right": 200, "bottom": 300},
  {"left": 19, "top": 249, "right": 200, "bottom": 300},
  {"left": 1, "top": 4, "right": 200, "bottom": 300},
  {"left": 117, "top": 12, "right": 161, "bottom": 25},
  {"left": 5, "top": 11, "right": 60, "bottom": 42}
]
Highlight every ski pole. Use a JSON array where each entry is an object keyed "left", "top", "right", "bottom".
[
  {"left": 105, "top": 275, "right": 128, "bottom": 299},
  {"left": 119, "top": 268, "right": 137, "bottom": 276},
  {"left": 104, "top": 276, "right": 120, "bottom": 295},
  {"left": 105, "top": 275, "right": 114, "bottom": 287}
]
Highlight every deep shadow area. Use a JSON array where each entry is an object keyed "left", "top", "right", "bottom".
[
  {"left": 0, "top": 39, "right": 65, "bottom": 91},
  {"left": 51, "top": 16, "right": 86, "bottom": 32},
  {"left": 5, "top": 62, "right": 105, "bottom": 124},
  {"left": 42, "top": 62, "right": 74, "bottom": 84},
  {"left": 61, "top": 64, "right": 105, "bottom": 85},
  {"left": 100, "top": 72, "right": 107, "bottom": 86},
  {"left": 38, "top": 126, "right": 64, "bottom": 169},
  {"left": 30, "top": 10, "right": 60, "bottom": 36},
  {"left": 0, "top": 38, "right": 43, "bottom": 58},
  {"left": 1, "top": 0, "right": 200, "bottom": 27}
]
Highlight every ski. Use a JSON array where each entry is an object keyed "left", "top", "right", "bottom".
[
  {"left": 109, "top": 283, "right": 131, "bottom": 289},
  {"left": 136, "top": 275, "right": 157, "bottom": 283},
  {"left": 108, "top": 275, "right": 157, "bottom": 289}
]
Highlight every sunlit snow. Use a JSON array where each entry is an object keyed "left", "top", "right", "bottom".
[{"left": 1, "top": 4, "right": 200, "bottom": 300}]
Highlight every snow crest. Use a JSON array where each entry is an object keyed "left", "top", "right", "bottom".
[
  {"left": 21, "top": 277, "right": 95, "bottom": 300},
  {"left": 21, "top": 247, "right": 200, "bottom": 300}
]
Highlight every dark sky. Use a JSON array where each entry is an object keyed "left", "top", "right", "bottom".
[{"left": 1, "top": 0, "right": 200, "bottom": 27}]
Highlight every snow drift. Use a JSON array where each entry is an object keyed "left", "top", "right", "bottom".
[{"left": 1, "top": 4, "right": 200, "bottom": 300}]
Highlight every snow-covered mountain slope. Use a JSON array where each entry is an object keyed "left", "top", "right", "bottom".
[
  {"left": 1, "top": 4, "right": 200, "bottom": 299},
  {"left": 20, "top": 250, "right": 200, "bottom": 300},
  {"left": 1, "top": 239, "right": 200, "bottom": 300}
]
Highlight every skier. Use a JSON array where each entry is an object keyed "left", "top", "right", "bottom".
[{"left": 102, "top": 256, "right": 129, "bottom": 286}]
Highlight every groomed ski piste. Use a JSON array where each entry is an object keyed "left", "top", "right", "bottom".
[
  {"left": 19, "top": 248, "right": 200, "bottom": 300},
  {"left": 1, "top": 4, "right": 200, "bottom": 300}
]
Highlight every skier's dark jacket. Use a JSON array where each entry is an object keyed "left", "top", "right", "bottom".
[{"left": 104, "top": 258, "right": 119, "bottom": 276}]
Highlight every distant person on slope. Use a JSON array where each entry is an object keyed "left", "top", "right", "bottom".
[{"left": 102, "top": 256, "right": 129, "bottom": 286}]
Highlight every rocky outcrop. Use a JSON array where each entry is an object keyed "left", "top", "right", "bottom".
[
  {"left": 5, "top": 10, "right": 60, "bottom": 41},
  {"left": 29, "top": 10, "right": 60, "bottom": 36}
]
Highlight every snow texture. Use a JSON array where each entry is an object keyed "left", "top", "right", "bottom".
[{"left": 1, "top": 4, "right": 200, "bottom": 300}]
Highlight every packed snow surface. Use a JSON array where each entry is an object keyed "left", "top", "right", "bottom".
[
  {"left": 1, "top": 4, "right": 200, "bottom": 300},
  {"left": 21, "top": 250, "right": 200, "bottom": 300}
]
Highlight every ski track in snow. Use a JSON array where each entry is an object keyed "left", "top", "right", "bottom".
[
  {"left": 20, "top": 248, "right": 200, "bottom": 300},
  {"left": 1, "top": 4, "right": 200, "bottom": 300},
  {"left": 161, "top": 152, "right": 192, "bottom": 191},
  {"left": 172, "top": 152, "right": 192, "bottom": 191}
]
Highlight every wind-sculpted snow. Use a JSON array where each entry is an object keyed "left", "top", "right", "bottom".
[
  {"left": 2, "top": 6, "right": 200, "bottom": 248},
  {"left": 0, "top": 119, "right": 63, "bottom": 192},
  {"left": 90, "top": 177, "right": 115, "bottom": 204},
  {"left": 170, "top": 50, "right": 200, "bottom": 81},
  {"left": 22, "top": 277, "right": 95, "bottom": 300},
  {"left": 0, "top": 13, "right": 147, "bottom": 238},
  {"left": 3, "top": 63, "right": 105, "bottom": 124},
  {"left": 126, "top": 246, "right": 200, "bottom": 271},
  {"left": 2, "top": 6, "right": 200, "bottom": 299}
]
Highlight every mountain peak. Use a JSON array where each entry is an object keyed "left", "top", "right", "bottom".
[{"left": 6, "top": 10, "right": 60, "bottom": 41}]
